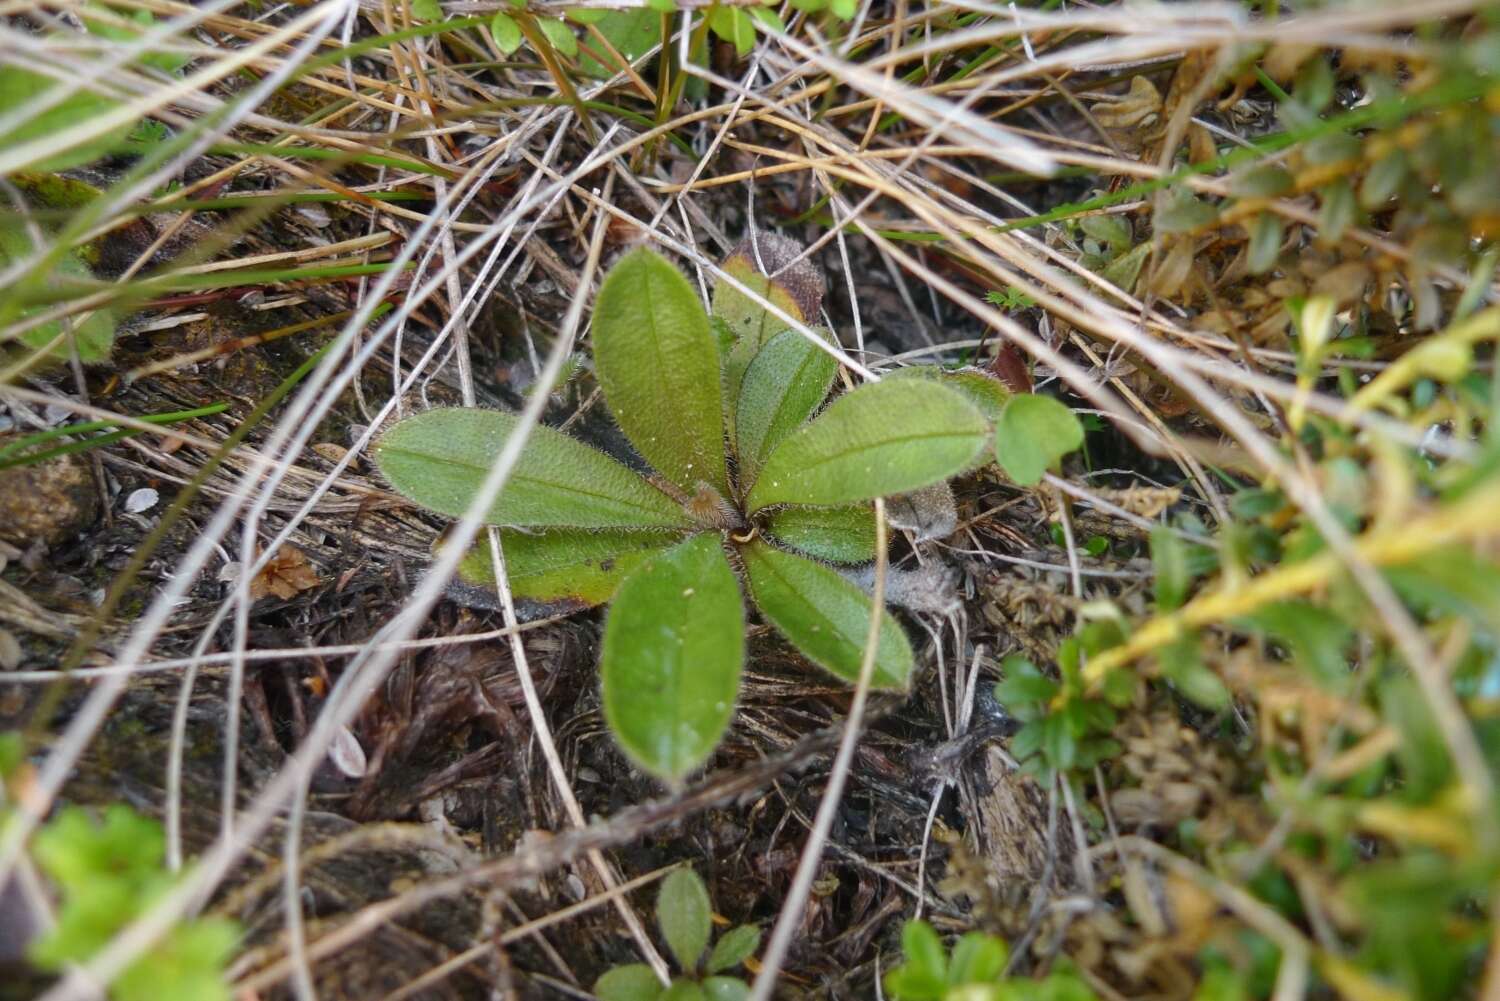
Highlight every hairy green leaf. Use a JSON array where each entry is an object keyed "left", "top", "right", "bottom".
[
  {"left": 454, "top": 529, "right": 683, "bottom": 607},
  {"left": 734, "top": 328, "right": 837, "bottom": 489},
  {"left": 706, "top": 925, "right": 761, "bottom": 974},
  {"left": 0, "top": 67, "right": 132, "bottom": 172},
  {"left": 0, "top": 228, "right": 116, "bottom": 364},
  {"left": 710, "top": 233, "right": 823, "bottom": 352},
  {"left": 657, "top": 869, "right": 713, "bottom": 970},
  {"left": 593, "top": 247, "right": 729, "bottom": 496},
  {"left": 742, "top": 541, "right": 911, "bottom": 689},
  {"left": 602, "top": 534, "right": 744, "bottom": 780},
  {"left": 746, "top": 380, "right": 987, "bottom": 512},
  {"left": 764, "top": 505, "right": 877, "bottom": 564},
  {"left": 884, "top": 365, "right": 1011, "bottom": 425},
  {"left": 595, "top": 965, "right": 663, "bottom": 1001},
  {"left": 994, "top": 393, "right": 1084, "bottom": 486},
  {"left": 374, "top": 408, "right": 691, "bottom": 530}
]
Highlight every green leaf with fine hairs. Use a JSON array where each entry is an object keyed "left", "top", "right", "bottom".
[
  {"left": 742, "top": 541, "right": 911, "bottom": 689},
  {"left": 0, "top": 228, "right": 116, "bottom": 364},
  {"left": 657, "top": 869, "right": 713, "bottom": 970},
  {"left": 764, "top": 505, "right": 876, "bottom": 564},
  {"left": 593, "top": 247, "right": 729, "bottom": 496},
  {"left": 993, "top": 393, "right": 1084, "bottom": 486},
  {"left": 884, "top": 365, "right": 1011, "bottom": 427},
  {"left": 734, "top": 328, "right": 837, "bottom": 489},
  {"left": 706, "top": 925, "right": 761, "bottom": 974},
  {"left": 374, "top": 408, "right": 691, "bottom": 530},
  {"left": 0, "top": 67, "right": 132, "bottom": 173},
  {"left": 453, "top": 529, "right": 684, "bottom": 607},
  {"left": 711, "top": 233, "right": 823, "bottom": 352},
  {"left": 602, "top": 534, "right": 745, "bottom": 780},
  {"left": 595, "top": 964, "right": 663, "bottom": 1001},
  {"left": 746, "top": 380, "right": 987, "bottom": 513}
]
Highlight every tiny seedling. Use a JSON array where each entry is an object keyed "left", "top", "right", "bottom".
[
  {"left": 24, "top": 804, "right": 240, "bottom": 1001},
  {"left": 594, "top": 868, "right": 759, "bottom": 1001},
  {"left": 376, "top": 236, "right": 1081, "bottom": 780},
  {"left": 884, "top": 920, "right": 1098, "bottom": 1001}
]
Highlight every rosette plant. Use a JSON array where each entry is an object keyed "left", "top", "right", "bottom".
[{"left": 374, "top": 237, "right": 1009, "bottom": 781}]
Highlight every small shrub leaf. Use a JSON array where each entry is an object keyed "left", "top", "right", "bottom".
[
  {"left": 595, "top": 964, "right": 664, "bottom": 1001},
  {"left": 593, "top": 247, "right": 729, "bottom": 496},
  {"left": 994, "top": 394, "right": 1084, "bottom": 486},
  {"left": 706, "top": 925, "right": 761, "bottom": 974},
  {"left": 374, "top": 408, "right": 691, "bottom": 530},
  {"left": 742, "top": 540, "right": 912, "bottom": 689},
  {"left": 453, "top": 529, "right": 683, "bottom": 607},
  {"left": 746, "top": 380, "right": 987, "bottom": 512},
  {"left": 764, "top": 504, "right": 877, "bottom": 564},
  {"left": 657, "top": 869, "right": 714, "bottom": 971},
  {"left": 885, "top": 920, "right": 947, "bottom": 999},
  {"left": 601, "top": 534, "right": 744, "bottom": 780},
  {"left": 661, "top": 983, "right": 707, "bottom": 1001},
  {"left": 734, "top": 328, "right": 837, "bottom": 488}
]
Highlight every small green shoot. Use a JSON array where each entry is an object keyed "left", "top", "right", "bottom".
[
  {"left": 595, "top": 868, "right": 759, "bottom": 1001},
  {"left": 374, "top": 237, "right": 1009, "bottom": 780},
  {"left": 884, "top": 920, "right": 1098, "bottom": 1001},
  {"left": 25, "top": 805, "right": 240, "bottom": 1001}
]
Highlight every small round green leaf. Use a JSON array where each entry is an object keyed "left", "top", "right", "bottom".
[
  {"left": 746, "top": 380, "right": 987, "bottom": 513},
  {"left": 707, "top": 5, "right": 755, "bottom": 56},
  {"left": 742, "top": 541, "right": 911, "bottom": 689},
  {"left": 657, "top": 869, "right": 713, "bottom": 971},
  {"left": 662, "top": 983, "right": 707, "bottom": 1001},
  {"left": 993, "top": 394, "right": 1084, "bottom": 487},
  {"left": 536, "top": 16, "right": 579, "bottom": 57},
  {"left": 706, "top": 925, "right": 761, "bottom": 974},
  {"left": 374, "top": 408, "right": 692, "bottom": 530},
  {"left": 703, "top": 978, "right": 750, "bottom": 1001},
  {"left": 593, "top": 247, "right": 729, "bottom": 496},
  {"left": 602, "top": 534, "right": 745, "bottom": 780},
  {"left": 595, "top": 964, "right": 664, "bottom": 1001},
  {"left": 490, "top": 12, "right": 523, "bottom": 53},
  {"left": 410, "top": 0, "right": 443, "bottom": 20},
  {"left": 764, "top": 505, "right": 877, "bottom": 564}
]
